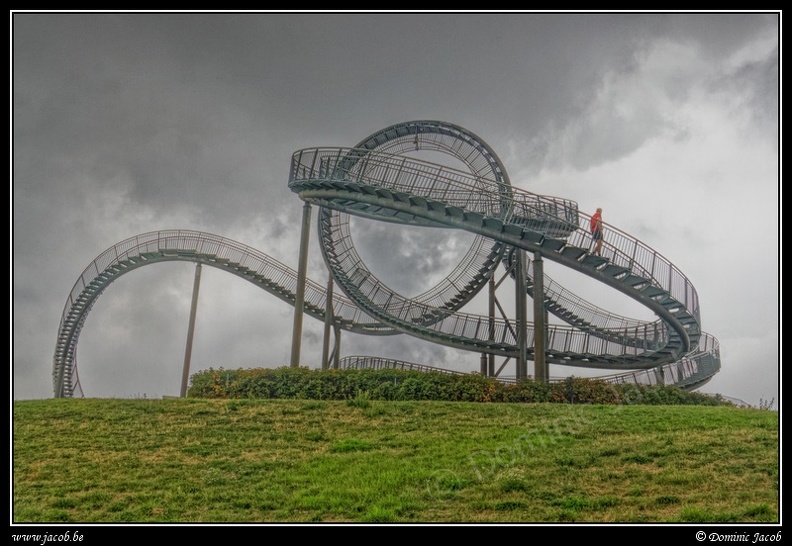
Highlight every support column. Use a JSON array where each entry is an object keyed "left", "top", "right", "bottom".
[
  {"left": 654, "top": 366, "right": 665, "bottom": 386},
  {"left": 515, "top": 249, "right": 528, "bottom": 381},
  {"left": 332, "top": 324, "right": 342, "bottom": 369},
  {"left": 533, "top": 252, "right": 548, "bottom": 383},
  {"left": 290, "top": 201, "right": 313, "bottom": 368},
  {"left": 181, "top": 262, "right": 202, "bottom": 397},
  {"left": 488, "top": 274, "right": 496, "bottom": 377},
  {"left": 322, "top": 273, "right": 334, "bottom": 370}
]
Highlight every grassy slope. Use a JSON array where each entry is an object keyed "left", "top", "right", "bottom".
[{"left": 12, "top": 398, "right": 779, "bottom": 524}]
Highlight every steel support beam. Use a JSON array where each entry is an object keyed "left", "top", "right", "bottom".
[
  {"left": 332, "top": 324, "right": 341, "bottom": 369},
  {"left": 290, "top": 201, "right": 313, "bottom": 368},
  {"left": 181, "top": 262, "right": 202, "bottom": 397},
  {"left": 515, "top": 249, "right": 528, "bottom": 380},
  {"left": 533, "top": 252, "right": 548, "bottom": 383},
  {"left": 488, "top": 274, "right": 496, "bottom": 377},
  {"left": 322, "top": 273, "right": 335, "bottom": 370}
]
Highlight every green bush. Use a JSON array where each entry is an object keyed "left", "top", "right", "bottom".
[
  {"left": 187, "top": 366, "right": 735, "bottom": 407},
  {"left": 494, "top": 379, "right": 553, "bottom": 403}
]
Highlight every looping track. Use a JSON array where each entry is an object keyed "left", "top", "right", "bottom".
[{"left": 52, "top": 120, "right": 720, "bottom": 398}]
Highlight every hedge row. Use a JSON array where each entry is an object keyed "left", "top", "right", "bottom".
[{"left": 187, "top": 366, "right": 732, "bottom": 406}]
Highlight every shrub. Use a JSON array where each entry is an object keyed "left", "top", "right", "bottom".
[{"left": 187, "top": 366, "right": 735, "bottom": 406}]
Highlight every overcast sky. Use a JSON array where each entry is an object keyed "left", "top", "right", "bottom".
[{"left": 12, "top": 12, "right": 779, "bottom": 408}]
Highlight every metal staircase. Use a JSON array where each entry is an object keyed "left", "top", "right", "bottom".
[
  {"left": 290, "top": 146, "right": 697, "bottom": 366},
  {"left": 289, "top": 120, "right": 718, "bottom": 387},
  {"left": 52, "top": 120, "right": 720, "bottom": 397}
]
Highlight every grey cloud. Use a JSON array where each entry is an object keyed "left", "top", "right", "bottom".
[{"left": 13, "top": 12, "right": 779, "bottom": 408}]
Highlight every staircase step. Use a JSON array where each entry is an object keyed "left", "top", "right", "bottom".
[
  {"left": 520, "top": 230, "right": 544, "bottom": 244},
  {"left": 426, "top": 200, "right": 447, "bottom": 213},
  {"left": 482, "top": 217, "right": 504, "bottom": 232},
  {"left": 581, "top": 255, "right": 608, "bottom": 267},
  {"left": 622, "top": 274, "right": 647, "bottom": 286},
  {"left": 601, "top": 264, "right": 629, "bottom": 277},
  {"left": 464, "top": 211, "right": 485, "bottom": 225},
  {"left": 445, "top": 206, "right": 465, "bottom": 219},
  {"left": 641, "top": 285, "right": 666, "bottom": 298},
  {"left": 541, "top": 238, "right": 565, "bottom": 252},
  {"left": 561, "top": 246, "right": 587, "bottom": 260},
  {"left": 502, "top": 223, "right": 525, "bottom": 238}
]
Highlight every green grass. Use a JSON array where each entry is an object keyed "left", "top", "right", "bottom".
[{"left": 12, "top": 398, "right": 778, "bottom": 523}]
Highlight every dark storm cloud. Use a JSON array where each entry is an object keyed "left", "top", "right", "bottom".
[{"left": 13, "top": 12, "right": 779, "bottom": 409}]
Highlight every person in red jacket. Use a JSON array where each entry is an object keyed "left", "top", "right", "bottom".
[{"left": 590, "top": 208, "right": 603, "bottom": 255}]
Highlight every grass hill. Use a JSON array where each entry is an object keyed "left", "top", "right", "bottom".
[{"left": 12, "top": 396, "right": 779, "bottom": 525}]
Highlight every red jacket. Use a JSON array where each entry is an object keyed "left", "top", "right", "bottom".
[{"left": 590, "top": 212, "right": 602, "bottom": 233}]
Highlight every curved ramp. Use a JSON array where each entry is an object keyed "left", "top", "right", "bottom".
[
  {"left": 51, "top": 230, "right": 394, "bottom": 398},
  {"left": 52, "top": 120, "right": 721, "bottom": 397}
]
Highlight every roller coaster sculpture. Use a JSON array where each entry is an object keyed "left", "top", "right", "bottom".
[{"left": 52, "top": 120, "right": 721, "bottom": 398}]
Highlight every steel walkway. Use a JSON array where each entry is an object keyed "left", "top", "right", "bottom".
[{"left": 51, "top": 120, "right": 720, "bottom": 398}]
